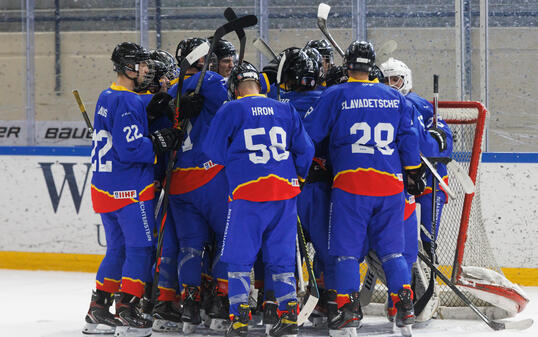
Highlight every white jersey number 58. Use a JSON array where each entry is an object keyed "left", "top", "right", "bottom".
[{"left": 244, "top": 126, "right": 289, "bottom": 164}]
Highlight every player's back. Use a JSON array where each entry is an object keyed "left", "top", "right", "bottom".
[
  {"left": 204, "top": 94, "right": 314, "bottom": 201},
  {"left": 307, "top": 80, "right": 419, "bottom": 196}
]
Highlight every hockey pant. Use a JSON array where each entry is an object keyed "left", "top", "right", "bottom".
[
  {"left": 221, "top": 198, "right": 297, "bottom": 316},
  {"left": 169, "top": 170, "right": 229, "bottom": 290},
  {"left": 329, "top": 189, "right": 410, "bottom": 301},
  {"left": 96, "top": 200, "right": 155, "bottom": 298},
  {"left": 297, "top": 181, "right": 334, "bottom": 290}
]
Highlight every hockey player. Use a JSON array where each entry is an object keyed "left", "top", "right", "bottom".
[
  {"left": 278, "top": 49, "right": 336, "bottom": 325},
  {"left": 165, "top": 37, "right": 231, "bottom": 334},
  {"left": 202, "top": 61, "right": 315, "bottom": 337},
  {"left": 379, "top": 57, "right": 453, "bottom": 321},
  {"left": 83, "top": 42, "right": 182, "bottom": 337},
  {"left": 305, "top": 39, "right": 335, "bottom": 80},
  {"left": 213, "top": 39, "right": 237, "bottom": 79},
  {"left": 303, "top": 41, "right": 425, "bottom": 337}
]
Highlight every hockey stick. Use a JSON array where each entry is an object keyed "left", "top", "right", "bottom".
[
  {"left": 296, "top": 216, "right": 320, "bottom": 326},
  {"left": 421, "top": 155, "right": 456, "bottom": 199},
  {"left": 415, "top": 75, "right": 441, "bottom": 316},
  {"left": 276, "top": 52, "right": 287, "bottom": 101},
  {"left": 317, "top": 3, "right": 345, "bottom": 57},
  {"left": 223, "top": 7, "right": 247, "bottom": 63},
  {"left": 359, "top": 267, "right": 378, "bottom": 307},
  {"left": 151, "top": 41, "right": 210, "bottom": 305},
  {"left": 72, "top": 90, "right": 93, "bottom": 133},
  {"left": 417, "top": 252, "right": 533, "bottom": 331},
  {"left": 423, "top": 156, "right": 475, "bottom": 194},
  {"left": 195, "top": 15, "right": 258, "bottom": 94},
  {"left": 253, "top": 37, "right": 278, "bottom": 60}
]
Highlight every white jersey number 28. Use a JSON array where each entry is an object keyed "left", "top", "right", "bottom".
[
  {"left": 350, "top": 122, "right": 394, "bottom": 155},
  {"left": 244, "top": 126, "right": 289, "bottom": 164}
]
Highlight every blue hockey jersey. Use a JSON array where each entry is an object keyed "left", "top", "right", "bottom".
[
  {"left": 90, "top": 83, "right": 156, "bottom": 213},
  {"left": 406, "top": 92, "right": 453, "bottom": 197},
  {"left": 303, "top": 78, "right": 421, "bottom": 197},
  {"left": 202, "top": 94, "right": 315, "bottom": 202},
  {"left": 166, "top": 71, "right": 229, "bottom": 194}
]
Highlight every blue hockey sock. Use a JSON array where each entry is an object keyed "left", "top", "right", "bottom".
[
  {"left": 381, "top": 253, "right": 411, "bottom": 295},
  {"left": 269, "top": 264, "right": 296, "bottom": 311},
  {"left": 335, "top": 256, "right": 360, "bottom": 295},
  {"left": 227, "top": 263, "right": 252, "bottom": 317}
]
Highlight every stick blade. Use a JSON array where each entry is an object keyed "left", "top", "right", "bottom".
[
  {"left": 317, "top": 3, "right": 331, "bottom": 20},
  {"left": 501, "top": 318, "right": 534, "bottom": 330},
  {"left": 297, "top": 294, "right": 319, "bottom": 326},
  {"left": 253, "top": 38, "right": 277, "bottom": 60},
  {"left": 447, "top": 160, "right": 475, "bottom": 194},
  {"left": 184, "top": 41, "right": 210, "bottom": 66}
]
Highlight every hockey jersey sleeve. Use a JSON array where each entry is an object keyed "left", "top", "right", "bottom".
[
  {"left": 302, "top": 88, "right": 337, "bottom": 145},
  {"left": 396, "top": 98, "right": 421, "bottom": 170},
  {"left": 112, "top": 95, "right": 156, "bottom": 164},
  {"left": 202, "top": 102, "right": 234, "bottom": 166},
  {"left": 288, "top": 104, "right": 315, "bottom": 179}
]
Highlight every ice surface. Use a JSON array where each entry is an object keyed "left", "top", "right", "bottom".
[{"left": 1, "top": 269, "right": 536, "bottom": 337}]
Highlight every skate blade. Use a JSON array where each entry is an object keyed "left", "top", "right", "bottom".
[
  {"left": 182, "top": 322, "right": 199, "bottom": 334},
  {"left": 329, "top": 327, "right": 358, "bottom": 337},
  {"left": 210, "top": 318, "right": 229, "bottom": 331},
  {"left": 399, "top": 325, "right": 413, "bottom": 337},
  {"left": 152, "top": 318, "right": 182, "bottom": 332},
  {"left": 113, "top": 326, "right": 151, "bottom": 337},
  {"left": 82, "top": 322, "right": 115, "bottom": 334}
]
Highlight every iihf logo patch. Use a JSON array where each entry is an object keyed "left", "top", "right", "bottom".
[
  {"left": 203, "top": 160, "right": 216, "bottom": 170},
  {"left": 291, "top": 178, "right": 299, "bottom": 187},
  {"left": 397, "top": 173, "right": 403, "bottom": 181}
]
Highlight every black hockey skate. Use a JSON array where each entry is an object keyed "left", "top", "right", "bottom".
[
  {"left": 328, "top": 292, "right": 362, "bottom": 337},
  {"left": 209, "top": 293, "right": 230, "bottom": 331},
  {"left": 114, "top": 292, "right": 152, "bottom": 337},
  {"left": 225, "top": 303, "right": 251, "bottom": 337},
  {"left": 139, "top": 283, "right": 153, "bottom": 321},
  {"left": 181, "top": 286, "right": 202, "bottom": 334},
  {"left": 263, "top": 291, "right": 279, "bottom": 334},
  {"left": 392, "top": 286, "right": 415, "bottom": 327},
  {"left": 269, "top": 301, "right": 298, "bottom": 337},
  {"left": 82, "top": 289, "right": 117, "bottom": 335},
  {"left": 151, "top": 300, "right": 182, "bottom": 332}
]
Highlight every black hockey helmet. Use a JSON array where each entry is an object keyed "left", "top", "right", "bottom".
[
  {"left": 175, "top": 37, "right": 207, "bottom": 70},
  {"left": 282, "top": 49, "right": 319, "bottom": 91},
  {"left": 150, "top": 49, "right": 178, "bottom": 81},
  {"left": 302, "top": 47, "right": 324, "bottom": 83},
  {"left": 146, "top": 60, "right": 168, "bottom": 93},
  {"left": 305, "top": 39, "right": 334, "bottom": 64},
  {"left": 227, "top": 61, "right": 260, "bottom": 99},
  {"left": 344, "top": 41, "right": 375, "bottom": 73},
  {"left": 325, "top": 65, "right": 349, "bottom": 87},
  {"left": 111, "top": 42, "right": 151, "bottom": 74},
  {"left": 214, "top": 39, "right": 237, "bottom": 60}
]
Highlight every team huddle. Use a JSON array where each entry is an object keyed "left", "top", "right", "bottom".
[{"left": 82, "top": 32, "right": 453, "bottom": 337}]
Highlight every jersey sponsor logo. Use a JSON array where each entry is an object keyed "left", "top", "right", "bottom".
[
  {"left": 304, "top": 106, "right": 314, "bottom": 118},
  {"left": 342, "top": 98, "right": 400, "bottom": 110},
  {"left": 251, "top": 106, "right": 274, "bottom": 116},
  {"left": 113, "top": 190, "right": 137, "bottom": 199},
  {"left": 39, "top": 162, "right": 92, "bottom": 214}
]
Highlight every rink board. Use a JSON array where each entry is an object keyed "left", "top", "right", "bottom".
[{"left": 0, "top": 150, "right": 537, "bottom": 285}]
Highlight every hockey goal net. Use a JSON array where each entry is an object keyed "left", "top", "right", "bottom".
[{"left": 356, "top": 101, "right": 529, "bottom": 318}]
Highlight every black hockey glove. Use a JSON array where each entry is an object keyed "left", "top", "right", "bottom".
[
  {"left": 178, "top": 92, "right": 204, "bottom": 119},
  {"left": 146, "top": 92, "right": 174, "bottom": 126},
  {"left": 150, "top": 127, "right": 182, "bottom": 155},
  {"left": 369, "top": 65, "right": 385, "bottom": 82},
  {"left": 262, "top": 58, "right": 279, "bottom": 85},
  {"left": 406, "top": 164, "right": 427, "bottom": 196},
  {"left": 428, "top": 128, "right": 447, "bottom": 152}
]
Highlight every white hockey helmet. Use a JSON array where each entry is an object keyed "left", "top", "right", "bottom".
[{"left": 379, "top": 57, "right": 412, "bottom": 95}]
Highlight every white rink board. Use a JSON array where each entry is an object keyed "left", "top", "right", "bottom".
[{"left": 0, "top": 155, "right": 537, "bottom": 268}]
